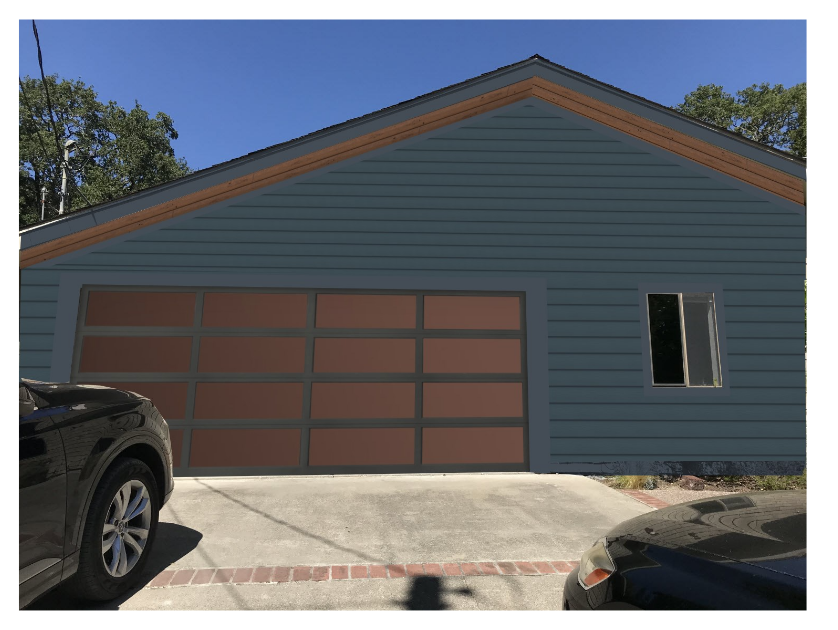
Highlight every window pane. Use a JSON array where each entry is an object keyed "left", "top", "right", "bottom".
[
  {"left": 647, "top": 294, "right": 685, "bottom": 385},
  {"left": 682, "top": 293, "right": 722, "bottom": 386}
]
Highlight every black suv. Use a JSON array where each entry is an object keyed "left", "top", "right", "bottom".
[{"left": 19, "top": 379, "right": 174, "bottom": 608}]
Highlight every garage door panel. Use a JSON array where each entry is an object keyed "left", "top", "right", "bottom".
[
  {"left": 315, "top": 294, "right": 416, "bottom": 329},
  {"left": 189, "top": 428, "right": 301, "bottom": 467},
  {"left": 310, "top": 382, "right": 415, "bottom": 419},
  {"left": 194, "top": 382, "right": 304, "bottom": 419},
  {"left": 314, "top": 338, "right": 416, "bottom": 373},
  {"left": 423, "top": 382, "right": 523, "bottom": 418},
  {"left": 423, "top": 338, "right": 521, "bottom": 373},
  {"left": 422, "top": 427, "right": 525, "bottom": 464},
  {"left": 85, "top": 291, "right": 196, "bottom": 327},
  {"left": 424, "top": 296, "right": 520, "bottom": 330},
  {"left": 79, "top": 336, "right": 192, "bottom": 373},
  {"left": 202, "top": 293, "right": 307, "bottom": 328},
  {"left": 309, "top": 428, "right": 414, "bottom": 466},
  {"left": 198, "top": 337, "right": 306, "bottom": 373}
]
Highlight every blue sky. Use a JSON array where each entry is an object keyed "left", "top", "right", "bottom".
[{"left": 18, "top": 20, "right": 807, "bottom": 172}]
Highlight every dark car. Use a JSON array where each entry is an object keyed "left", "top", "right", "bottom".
[
  {"left": 19, "top": 379, "right": 174, "bottom": 609},
  {"left": 563, "top": 490, "right": 805, "bottom": 610}
]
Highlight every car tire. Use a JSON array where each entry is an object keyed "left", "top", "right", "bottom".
[{"left": 68, "top": 457, "right": 160, "bottom": 601}]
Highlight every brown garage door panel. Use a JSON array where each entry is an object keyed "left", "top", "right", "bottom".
[
  {"left": 189, "top": 429, "right": 301, "bottom": 467},
  {"left": 79, "top": 336, "right": 192, "bottom": 373},
  {"left": 86, "top": 291, "right": 196, "bottom": 327},
  {"left": 314, "top": 338, "right": 416, "bottom": 373},
  {"left": 309, "top": 428, "right": 415, "bottom": 466},
  {"left": 423, "top": 338, "right": 521, "bottom": 374},
  {"left": 169, "top": 429, "right": 184, "bottom": 467},
  {"left": 423, "top": 383, "right": 523, "bottom": 418},
  {"left": 316, "top": 294, "right": 416, "bottom": 329},
  {"left": 202, "top": 293, "right": 308, "bottom": 328},
  {"left": 310, "top": 382, "right": 415, "bottom": 419},
  {"left": 423, "top": 296, "right": 520, "bottom": 330},
  {"left": 83, "top": 382, "right": 189, "bottom": 420},
  {"left": 422, "top": 427, "right": 525, "bottom": 464},
  {"left": 198, "top": 337, "right": 306, "bottom": 373},
  {"left": 194, "top": 382, "right": 304, "bottom": 419}
]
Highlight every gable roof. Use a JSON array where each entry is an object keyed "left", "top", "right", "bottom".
[{"left": 20, "top": 55, "right": 806, "bottom": 269}]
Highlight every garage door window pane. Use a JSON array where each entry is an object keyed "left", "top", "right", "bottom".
[
  {"left": 647, "top": 294, "right": 685, "bottom": 385},
  {"left": 682, "top": 293, "right": 722, "bottom": 387}
]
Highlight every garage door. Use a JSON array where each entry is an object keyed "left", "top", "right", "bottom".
[{"left": 70, "top": 287, "right": 529, "bottom": 475}]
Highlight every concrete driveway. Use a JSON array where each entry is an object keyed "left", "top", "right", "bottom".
[{"left": 31, "top": 473, "right": 652, "bottom": 610}]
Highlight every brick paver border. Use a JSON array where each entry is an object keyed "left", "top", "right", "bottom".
[
  {"left": 617, "top": 489, "right": 671, "bottom": 510},
  {"left": 145, "top": 560, "right": 580, "bottom": 589}
]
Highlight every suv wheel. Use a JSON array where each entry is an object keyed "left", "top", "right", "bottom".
[{"left": 69, "top": 458, "right": 160, "bottom": 601}]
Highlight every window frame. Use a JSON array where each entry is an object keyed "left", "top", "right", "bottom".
[{"left": 638, "top": 283, "right": 730, "bottom": 397}]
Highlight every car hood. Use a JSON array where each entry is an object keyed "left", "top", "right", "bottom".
[
  {"left": 22, "top": 379, "right": 147, "bottom": 408},
  {"left": 607, "top": 490, "right": 806, "bottom": 579}
]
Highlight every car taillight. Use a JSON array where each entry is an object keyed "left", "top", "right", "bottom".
[{"left": 577, "top": 538, "right": 616, "bottom": 590}]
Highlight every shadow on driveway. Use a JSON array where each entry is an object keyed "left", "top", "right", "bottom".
[
  {"left": 396, "top": 576, "right": 475, "bottom": 610},
  {"left": 26, "top": 522, "right": 202, "bottom": 610}
]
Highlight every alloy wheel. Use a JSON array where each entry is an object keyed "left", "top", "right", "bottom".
[{"left": 101, "top": 480, "right": 151, "bottom": 578}]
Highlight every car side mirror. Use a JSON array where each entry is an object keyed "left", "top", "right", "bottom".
[{"left": 20, "top": 398, "right": 38, "bottom": 418}]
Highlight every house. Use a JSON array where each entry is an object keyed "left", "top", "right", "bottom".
[{"left": 19, "top": 56, "right": 806, "bottom": 477}]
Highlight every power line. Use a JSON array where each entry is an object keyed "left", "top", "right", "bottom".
[
  {"left": 33, "top": 35, "right": 78, "bottom": 155},
  {"left": 31, "top": 21, "right": 65, "bottom": 165},
  {"left": 28, "top": 20, "right": 92, "bottom": 213}
]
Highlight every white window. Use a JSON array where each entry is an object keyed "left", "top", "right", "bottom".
[{"left": 646, "top": 292, "right": 722, "bottom": 387}]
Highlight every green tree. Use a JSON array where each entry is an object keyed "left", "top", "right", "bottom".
[
  {"left": 680, "top": 81, "right": 807, "bottom": 461},
  {"left": 675, "top": 82, "right": 806, "bottom": 158},
  {"left": 19, "top": 74, "right": 191, "bottom": 227}
]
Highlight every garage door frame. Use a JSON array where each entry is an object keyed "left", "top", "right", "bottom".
[{"left": 50, "top": 272, "right": 550, "bottom": 475}]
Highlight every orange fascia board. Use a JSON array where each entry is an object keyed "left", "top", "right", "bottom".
[
  {"left": 529, "top": 78, "right": 805, "bottom": 203},
  {"left": 20, "top": 77, "right": 804, "bottom": 269}
]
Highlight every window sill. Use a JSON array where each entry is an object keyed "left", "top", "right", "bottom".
[{"left": 652, "top": 385, "right": 723, "bottom": 389}]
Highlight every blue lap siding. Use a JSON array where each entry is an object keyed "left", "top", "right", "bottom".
[{"left": 19, "top": 102, "right": 806, "bottom": 472}]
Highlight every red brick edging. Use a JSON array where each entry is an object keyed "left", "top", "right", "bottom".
[
  {"left": 618, "top": 489, "right": 670, "bottom": 509},
  {"left": 147, "top": 560, "right": 580, "bottom": 589}
]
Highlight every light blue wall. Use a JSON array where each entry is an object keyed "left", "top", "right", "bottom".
[{"left": 20, "top": 102, "right": 806, "bottom": 471}]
